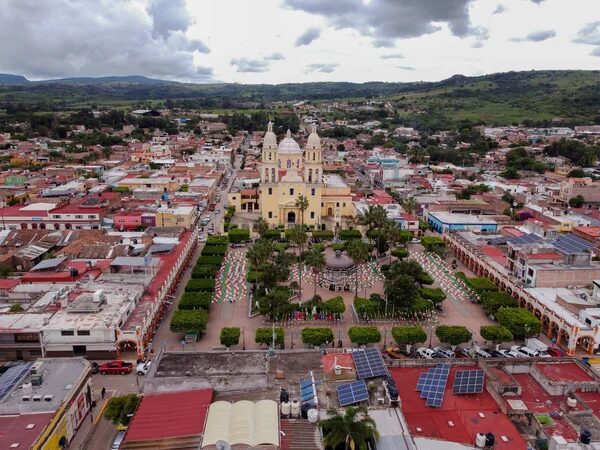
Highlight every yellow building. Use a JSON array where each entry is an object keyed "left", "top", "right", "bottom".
[
  {"left": 155, "top": 205, "right": 197, "bottom": 228},
  {"left": 259, "top": 123, "right": 353, "bottom": 229}
]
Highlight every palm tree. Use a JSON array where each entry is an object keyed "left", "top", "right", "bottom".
[
  {"left": 384, "top": 220, "right": 402, "bottom": 264},
  {"left": 304, "top": 247, "right": 326, "bottom": 299},
  {"left": 254, "top": 216, "right": 269, "bottom": 238},
  {"left": 401, "top": 197, "right": 416, "bottom": 215},
  {"left": 295, "top": 195, "right": 310, "bottom": 226},
  {"left": 287, "top": 225, "right": 308, "bottom": 297},
  {"left": 346, "top": 239, "right": 370, "bottom": 297},
  {"left": 246, "top": 239, "right": 273, "bottom": 268},
  {"left": 319, "top": 406, "right": 380, "bottom": 450}
]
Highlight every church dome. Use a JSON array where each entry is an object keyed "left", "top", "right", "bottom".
[
  {"left": 263, "top": 121, "right": 277, "bottom": 149},
  {"left": 277, "top": 129, "right": 302, "bottom": 153},
  {"left": 306, "top": 123, "right": 320, "bottom": 149}
]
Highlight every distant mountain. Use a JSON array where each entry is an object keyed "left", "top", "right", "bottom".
[
  {"left": 0, "top": 73, "right": 30, "bottom": 84},
  {"left": 39, "top": 75, "right": 173, "bottom": 85}
]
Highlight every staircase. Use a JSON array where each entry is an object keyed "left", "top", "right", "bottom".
[{"left": 281, "top": 419, "right": 323, "bottom": 450}]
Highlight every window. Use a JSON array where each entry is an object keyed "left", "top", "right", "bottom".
[
  {"left": 290, "top": 188, "right": 294, "bottom": 196},
  {"left": 88, "top": 215, "right": 95, "bottom": 219},
  {"left": 268, "top": 152, "right": 272, "bottom": 160},
  {"left": 53, "top": 215, "right": 60, "bottom": 219},
  {"left": 312, "top": 152, "right": 315, "bottom": 161},
  {"left": 75, "top": 215, "right": 83, "bottom": 219},
  {"left": 268, "top": 188, "right": 272, "bottom": 195},
  {"left": 77, "top": 330, "right": 90, "bottom": 336},
  {"left": 268, "top": 211, "right": 273, "bottom": 218},
  {"left": 343, "top": 202, "right": 346, "bottom": 207},
  {"left": 336, "top": 202, "right": 340, "bottom": 207},
  {"left": 271, "top": 168, "right": 275, "bottom": 181},
  {"left": 61, "top": 330, "right": 75, "bottom": 336},
  {"left": 310, "top": 212, "right": 315, "bottom": 219},
  {"left": 311, "top": 188, "right": 316, "bottom": 196},
  {"left": 296, "top": 159, "right": 300, "bottom": 168},
  {"left": 287, "top": 160, "right": 291, "bottom": 168}
]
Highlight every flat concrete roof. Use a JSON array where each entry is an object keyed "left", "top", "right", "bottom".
[{"left": 428, "top": 212, "right": 497, "bottom": 225}]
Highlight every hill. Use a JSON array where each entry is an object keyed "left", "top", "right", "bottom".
[
  {"left": 0, "top": 70, "right": 598, "bottom": 127},
  {"left": 0, "top": 74, "right": 30, "bottom": 84}
]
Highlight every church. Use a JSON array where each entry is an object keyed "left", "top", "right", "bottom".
[{"left": 258, "top": 122, "right": 354, "bottom": 229}]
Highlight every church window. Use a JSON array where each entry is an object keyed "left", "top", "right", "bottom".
[
  {"left": 343, "top": 202, "right": 346, "bottom": 207},
  {"left": 286, "top": 160, "right": 291, "bottom": 168},
  {"left": 308, "top": 169, "right": 313, "bottom": 182},
  {"left": 278, "top": 159, "right": 281, "bottom": 167},
  {"left": 296, "top": 159, "right": 300, "bottom": 168},
  {"left": 310, "top": 212, "right": 315, "bottom": 219},
  {"left": 271, "top": 168, "right": 275, "bottom": 181},
  {"left": 290, "top": 188, "right": 294, "bottom": 196},
  {"left": 264, "top": 168, "right": 268, "bottom": 181},
  {"left": 268, "top": 152, "right": 272, "bottom": 160},
  {"left": 268, "top": 188, "right": 272, "bottom": 195},
  {"left": 311, "top": 188, "right": 316, "bottom": 196},
  {"left": 336, "top": 202, "right": 340, "bottom": 207},
  {"left": 315, "top": 169, "right": 319, "bottom": 181},
  {"left": 312, "top": 152, "right": 315, "bottom": 161},
  {"left": 268, "top": 211, "right": 273, "bottom": 218}
]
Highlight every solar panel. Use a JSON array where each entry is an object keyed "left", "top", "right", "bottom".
[
  {"left": 300, "top": 379, "right": 316, "bottom": 403},
  {"left": 352, "top": 348, "right": 388, "bottom": 379},
  {"left": 337, "top": 380, "right": 369, "bottom": 407},
  {"left": 0, "top": 363, "right": 31, "bottom": 401},
  {"left": 415, "top": 364, "right": 449, "bottom": 408},
  {"left": 452, "top": 369, "right": 485, "bottom": 394},
  {"left": 552, "top": 234, "right": 594, "bottom": 255}
]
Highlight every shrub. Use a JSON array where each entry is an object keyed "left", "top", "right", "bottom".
[
  {"left": 246, "top": 271, "right": 262, "bottom": 283},
  {"left": 206, "top": 235, "right": 229, "bottom": 244},
  {"left": 332, "top": 243, "right": 346, "bottom": 251},
  {"left": 104, "top": 394, "right": 140, "bottom": 425},
  {"left": 313, "top": 243, "right": 326, "bottom": 253},
  {"left": 201, "top": 244, "right": 227, "bottom": 255},
  {"left": 465, "top": 277, "right": 498, "bottom": 293},
  {"left": 391, "top": 326, "right": 427, "bottom": 346},
  {"left": 220, "top": 327, "right": 241, "bottom": 347},
  {"left": 324, "top": 296, "right": 346, "bottom": 314},
  {"left": 391, "top": 248, "right": 408, "bottom": 259},
  {"left": 273, "top": 242, "right": 288, "bottom": 252},
  {"left": 185, "top": 278, "right": 216, "bottom": 292},
  {"left": 170, "top": 310, "right": 208, "bottom": 334},
  {"left": 339, "top": 229, "right": 362, "bottom": 240},
  {"left": 178, "top": 292, "right": 213, "bottom": 310},
  {"left": 421, "top": 236, "right": 446, "bottom": 252},
  {"left": 191, "top": 264, "right": 219, "bottom": 279},
  {"left": 228, "top": 228, "right": 250, "bottom": 243},
  {"left": 354, "top": 296, "right": 378, "bottom": 317},
  {"left": 497, "top": 307, "right": 541, "bottom": 338},
  {"left": 420, "top": 288, "right": 446, "bottom": 308},
  {"left": 301, "top": 327, "right": 334, "bottom": 347},
  {"left": 196, "top": 255, "right": 224, "bottom": 266},
  {"left": 348, "top": 326, "right": 381, "bottom": 345},
  {"left": 481, "top": 292, "right": 518, "bottom": 316},
  {"left": 312, "top": 230, "right": 334, "bottom": 241},
  {"left": 435, "top": 325, "right": 472, "bottom": 346},
  {"left": 263, "top": 229, "right": 282, "bottom": 240},
  {"left": 480, "top": 325, "right": 513, "bottom": 343},
  {"left": 255, "top": 327, "right": 284, "bottom": 347}
]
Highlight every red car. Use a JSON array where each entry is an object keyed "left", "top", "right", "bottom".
[
  {"left": 547, "top": 347, "right": 564, "bottom": 357},
  {"left": 99, "top": 360, "right": 133, "bottom": 375}
]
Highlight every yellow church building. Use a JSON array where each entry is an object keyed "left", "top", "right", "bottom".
[{"left": 258, "top": 122, "right": 354, "bottom": 229}]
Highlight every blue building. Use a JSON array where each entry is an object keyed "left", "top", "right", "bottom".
[{"left": 426, "top": 211, "right": 498, "bottom": 233}]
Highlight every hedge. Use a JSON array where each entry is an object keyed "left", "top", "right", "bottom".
[
  {"left": 391, "top": 248, "right": 409, "bottom": 259},
  {"left": 435, "top": 325, "right": 472, "bottom": 346},
  {"left": 255, "top": 327, "right": 284, "bottom": 347},
  {"left": 170, "top": 310, "right": 208, "bottom": 334},
  {"left": 178, "top": 292, "right": 213, "bottom": 310},
  {"left": 497, "top": 307, "right": 541, "bottom": 338},
  {"left": 354, "top": 296, "right": 378, "bottom": 317},
  {"left": 191, "top": 264, "right": 219, "bottom": 279},
  {"left": 324, "top": 296, "right": 346, "bottom": 314},
  {"left": 339, "top": 229, "right": 362, "bottom": 240},
  {"left": 196, "top": 255, "right": 225, "bottom": 266},
  {"left": 301, "top": 328, "right": 334, "bottom": 347},
  {"left": 311, "top": 230, "right": 334, "bottom": 241},
  {"left": 464, "top": 276, "right": 498, "bottom": 293},
  {"left": 391, "top": 326, "right": 427, "bottom": 346},
  {"left": 185, "top": 278, "right": 216, "bottom": 292},
  {"left": 201, "top": 244, "right": 227, "bottom": 255},
  {"left": 481, "top": 292, "right": 518, "bottom": 316},
  {"left": 206, "top": 235, "right": 229, "bottom": 244},
  {"left": 228, "top": 228, "right": 250, "bottom": 243},
  {"left": 220, "top": 327, "right": 241, "bottom": 347},
  {"left": 348, "top": 326, "right": 381, "bottom": 345},
  {"left": 264, "top": 229, "right": 282, "bottom": 240},
  {"left": 419, "top": 288, "right": 446, "bottom": 303}
]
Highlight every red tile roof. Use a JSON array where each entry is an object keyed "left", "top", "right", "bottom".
[
  {"left": 525, "top": 252, "right": 562, "bottom": 260},
  {"left": 123, "top": 389, "right": 213, "bottom": 444},
  {"left": 0, "top": 412, "right": 54, "bottom": 450}
]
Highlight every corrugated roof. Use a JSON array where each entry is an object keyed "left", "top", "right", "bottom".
[
  {"left": 30, "top": 256, "right": 66, "bottom": 271},
  {"left": 110, "top": 256, "right": 159, "bottom": 267}
]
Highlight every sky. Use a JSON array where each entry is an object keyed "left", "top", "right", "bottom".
[{"left": 0, "top": 0, "right": 599, "bottom": 84}]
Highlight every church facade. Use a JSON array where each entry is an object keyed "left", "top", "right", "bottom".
[{"left": 258, "top": 123, "right": 354, "bottom": 229}]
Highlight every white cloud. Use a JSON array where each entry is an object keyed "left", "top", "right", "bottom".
[{"left": 295, "top": 27, "right": 321, "bottom": 46}]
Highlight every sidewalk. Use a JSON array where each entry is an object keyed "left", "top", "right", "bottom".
[{"left": 70, "top": 389, "right": 115, "bottom": 450}]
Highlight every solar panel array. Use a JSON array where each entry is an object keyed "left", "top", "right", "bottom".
[
  {"left": 510, "top": 233, "right": 543, "bottom": 245},
  {"left": 0, "top": 363, "right": 31, "bottom": 401},
  {"left": 416, "top": 364, "right": 450, "bottom": 407},
  {"left": 337, "top": 380, "right": 369, "bottom": 407},
  {"left": 300, "top": 379, "right": 316, "bottom": 404},
  {"left": 552, "top": 234, "right": 595, "bottom": 255},
  {"left": 352, "top": 348, "right": 388, "bottom": 379},
  {"left": 452, "top": 369, "right": 485, "bottom": 394}
]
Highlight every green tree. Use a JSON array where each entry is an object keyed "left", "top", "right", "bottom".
[
  {"left": 294, "top": 194, "right": 309, "bottom": 225},
  {"left": 384, "top": 274, "right": 419, "bottom": 309},
  {"left": 497, "top": 307, "right": 541, "bottom": 338},
  {"left": 287, "top": 225, "right": 308, "bottom": 295},
  {"left": 255, "top": 327, "right": 284, "bottom": 348},
  {"left": 480, "top": 325, "right": 513, "bottom": 348},
  {"left": 257, "top": 288, "right": 294, "bottom": 320},
  {"left": 304, "top": 247, "right": 326, "bottom": 299},
  {"left": 391, "top": 326, "right": 427, "bottom": 353},
  {"left": 346, "top": 239, "right": 370, "bottom": 297},
  {"left": 319, "top": 406, "right": 380, "bottom": 450},
  {"left": 9, "top": 304, "right": 23, "bottom": 313},
  {"left": 170, "top": 310, "right": 208, "bottom": 335},
  {"left": 348, "top": 326, "right": 381, "bottom": 345},
  {"left": 567, "top": 168, "right": 586, "bottom": 178},
  {"left": 104, "top": 394, "right": 140, "bottom": 425},
  {"left": 220, "top": 327, "right": 241, "bottom": 347},
  {"left": 301, "top": 327, "right": 334, "bottom": 347},
  {"left": 569, "top": 195, "right": 585, "bottom": 208},
  {"left": 435, "top": 325, "right": 472, "bottom": 347},
  {"left": 401, "top": 197, "right": 416, "bottom": 215},
  {"left": 254, "top": 216, "right": 269, "bottom": 238},
  {"left": 501, "top": 167, "right": 521, "bottom": 180},
  {"left": 246, "top": 239, "right": 273, "bottom": 268}
]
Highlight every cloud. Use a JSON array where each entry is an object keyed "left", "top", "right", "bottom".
[
  {"left": 471, "top": 41, "right": 484, "bottom": 48},
  {"left": 306, "top": 63, "right": 338, "bottom": 73},
  {"left": 0, "top": 0, "right": 210, "bottom": 81},
  {"left": 265, "top": 53, "right": 285, "bottom": 61},
  {"left": 573, "top": 22, "right": 600, "bottom": 45},
  {"left": 530, "top": 0, "right": 545, "bottom": 3},
  {"left": 283, "top": 0, "right": 488, "bottom": 44},
  {"left": 492, "top": 4, "right": 506, "bottom": 14},
  {"left": 230, "top": 58, "right": 270, "bottom": 73},
  {"left": 511, "top": 30, "right": 556, "bottom": 42},
  {"left": 591, "top": 47, "right": 600, "bottom": 57},
  {"left": 195, "top": 66, "right": 214, "bottom": 80},
  {"left": 397, "top": 66, "right": 416, "bottom": 71},
  {"left": 295, "top": 27, "right": 321, "bottom": 46},
  {"left": 380, "top": 53, "right": 405, "bottom": 60}
]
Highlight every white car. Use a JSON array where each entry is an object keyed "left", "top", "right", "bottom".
[
  {"left": 433, "top": 346, "right": 455, "bottom": 358},
  {"left": 497, "top": 348, "right": 521, "bottom": 358},
  {"left": 136, "top": 360, "right": 152, "bottom": 376},
  {"left": 416, "top": 347, "right": 437, "bottom": 359},
  {"left": 198, "top": 234, "right": 206, "bottom": 243}
]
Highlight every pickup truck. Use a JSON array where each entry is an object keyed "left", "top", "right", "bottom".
[{"left": 99, "top": 360, "right": 133, "bottom": 375}]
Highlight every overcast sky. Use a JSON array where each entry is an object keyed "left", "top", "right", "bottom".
[{"left": 0, "top": 0, "right": 598, "bottom": 83}]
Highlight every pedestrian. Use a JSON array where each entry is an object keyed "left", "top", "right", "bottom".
[{"left": 101, "top": 387, "right": 106, "bottom": 399}]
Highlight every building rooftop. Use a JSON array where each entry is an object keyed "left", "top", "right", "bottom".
[{"left": 428, "top": 211, "right": 498, "bottom": 225}]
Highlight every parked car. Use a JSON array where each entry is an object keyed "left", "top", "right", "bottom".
[
  {"left": 433, "top": 346, "right": 455, "bottom": 358},
  {"left": 99, "top": 361, "right": 133, "bottom": 375},
  {"left": 198, "top": 234, "right": 206, "bottom": 243},
  {"left": 416, "top": 347, "right": 437, "bottom": 359},
  {"left": 474, "top": 348, "right": 492, "bottom": 358},
  {"left": 547, "top": 347, "right": 564, "bottom": 357},
  {"left": 496, "top": 349, "right": 521, "bottom": 358},
  {"left": 90, "top": 362, "right": 99, "bottom": 374},
  {"left": 111, "top": 430, "right": 126, "bottom": 450},
  {"left": 136, "top": 360, "right": 152, "bottom": 376},
  {"left": 458, "top": 347, "right": 474, "bottom": 358}
]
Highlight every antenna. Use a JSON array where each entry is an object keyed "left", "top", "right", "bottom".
[{"left": 216, "top": 441, "right": 231, "bottom": 450}]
